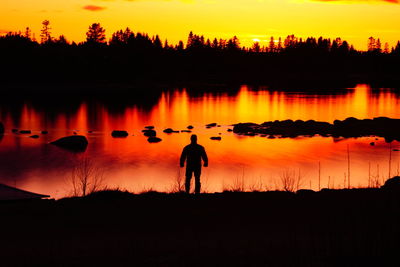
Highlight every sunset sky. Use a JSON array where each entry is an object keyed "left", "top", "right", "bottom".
[{"left": 1, "top": 0, "right": 400, "bottom": 50}]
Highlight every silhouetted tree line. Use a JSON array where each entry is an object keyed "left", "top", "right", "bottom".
[{"left": 1, "top": 21, "right": 400, "bottom": 87}]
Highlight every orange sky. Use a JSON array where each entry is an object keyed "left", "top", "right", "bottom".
[{"left": 1, "top": 0, "right": 400, "bottom": 50}]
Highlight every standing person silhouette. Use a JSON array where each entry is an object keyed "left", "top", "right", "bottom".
[{"left": 180, "top": 134, "right": 208, "bottom": 194}]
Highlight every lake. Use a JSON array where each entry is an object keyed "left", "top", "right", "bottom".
[{"left": 1, "top": 84, "right": 400, "bottom": 198}]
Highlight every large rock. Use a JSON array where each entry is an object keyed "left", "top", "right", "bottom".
[
  {"left": 233, "top": 123, "right": 260, "bottom": 134},
  {"left": 382, "top": 176, "right": 400, "bottom": 190},
  {"left": 50, "top": 135, "right": 88, "bottom": 152},
  {"left": 112, "top": 130, "right": 129, "bottom": 138},
  {"left": 0, "top": 122, "right": 4, "bottom": 134},
  {"left": 233, "top": 117, "right": 400, "bottom": 140}
]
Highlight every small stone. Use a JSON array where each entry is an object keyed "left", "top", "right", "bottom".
[
  {"left": 148, "top": 137, "right": 162, "bottom": 143},
  {"left": 164, "top": 128, "right": 180, "bottom": 133},
  {"left": 143, "top": 129, "right": 156, "bottom": 137},
  {"left": 112, "top": 130, "right": 129, "bottom": 137}
]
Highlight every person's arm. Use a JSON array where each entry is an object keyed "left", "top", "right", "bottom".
[
  {"left": 202, "top": 147, "right": 208, "bottom": 167},
  {"left": 180, "top": 147, "right": 187, "bottom": 167}
]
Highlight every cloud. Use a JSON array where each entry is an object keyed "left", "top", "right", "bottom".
[
  {"left": 312, "top": 0, "right": 399, "bottom": 3},
  {"left": 83, "top": 5, "right": 107, "bottom": 11}
]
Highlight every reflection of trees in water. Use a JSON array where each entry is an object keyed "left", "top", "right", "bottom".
[{"left": 2, "top": 84, "right": 400, "bottom": 128}]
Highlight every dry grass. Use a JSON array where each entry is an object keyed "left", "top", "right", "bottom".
[
  {"left": 169, "top": 168, "right": 185, "bottom": 193},
  {"left": 279, "top": 169, "right": 304, "bottom": 192},
  {"left": 69, "top": 157, "right": 105, "bottom": 197}
]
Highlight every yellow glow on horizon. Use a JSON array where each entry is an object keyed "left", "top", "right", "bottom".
[{"left": 1, "top": 0, "right": 400, "bottom": 50}]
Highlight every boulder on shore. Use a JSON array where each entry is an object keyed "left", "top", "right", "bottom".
[
  {"left": 112, "top": 130, "right": 129, "bottom": 138},
  {"left": 382, "top": 176, "right": 400, "bottom": 190},
  {"left": 50, "top": 135, "right": 88, "bottom": 152},
  {"left": 148, "top": 137, "right": 162, "bottom": 143}
]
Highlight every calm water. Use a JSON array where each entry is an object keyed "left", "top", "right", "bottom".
[{"left": 1, "top": 84, "right": 400, "bottom": 198}]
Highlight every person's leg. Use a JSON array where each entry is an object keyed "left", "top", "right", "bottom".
[
  {"left": 185, "top": 168, "right": 193, "bottom": 193},
  {"left": 194, "top": 168, "right": 202, "bottom": 194}
]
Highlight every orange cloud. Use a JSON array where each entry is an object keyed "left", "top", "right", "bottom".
[{"left": 83, "top": 5, "right": 107, "bottom": 11}]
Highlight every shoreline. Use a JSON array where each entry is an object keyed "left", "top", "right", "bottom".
[{"left": 1, "top": 186, "right": 400, "bottom": 266}]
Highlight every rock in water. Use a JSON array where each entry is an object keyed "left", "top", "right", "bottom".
[
  {"left": 19, "top": 130, "right": 31, "bottom": 134},
  {"left": 0, "top": 122, "right": 4, "bottom": 134},
  {"left": 163, "top": 128, "right": 179, "bottom": 134},
  {"left": 142, "top": 129, "right": 156, "bottom": 137},
  {"left": 163, "top": 128, "right": 174, "bottom": 134},
  {"left": 50, "top": 135, "right": 88, "bottom": 152},
  {"left": 30, "top": 135, "right": 39, "bottom": 139},
  {"left": 210, "top": 136, "right": 222, "bottom": 141},
  {"left": 148, "top": 137, "right": 162, "bottom": 143},
  {"left": 112, "top": 130, "right": 129, "bottom": 138}
]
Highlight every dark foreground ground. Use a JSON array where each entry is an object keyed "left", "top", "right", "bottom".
[{"left": 1, "top": 189, "right": 400, "bottom": 267}]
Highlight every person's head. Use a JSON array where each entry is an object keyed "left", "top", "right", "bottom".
[{"left": 190, "top": 134, "right": 197, "bottom": 144}]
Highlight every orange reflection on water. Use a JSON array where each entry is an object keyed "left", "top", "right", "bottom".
[{"left": 1, "top": 84, "right": 400, "bottom": 198}]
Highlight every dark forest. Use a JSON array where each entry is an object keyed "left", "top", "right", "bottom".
[{"left": 1, "top": 21, "right": 400, "bottom": 87}]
